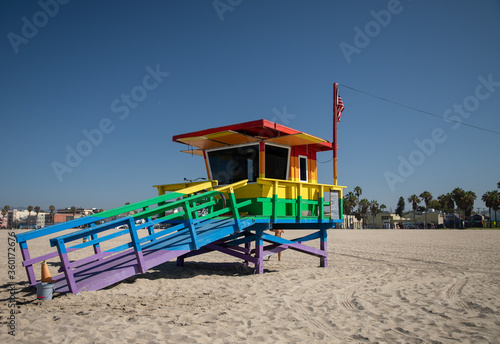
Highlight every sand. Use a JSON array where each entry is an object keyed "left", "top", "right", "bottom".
[{"left": 1, "top": 229, "right": 500, "bottom": 343}]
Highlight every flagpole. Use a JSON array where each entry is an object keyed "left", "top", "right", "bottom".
[{"left": 333, "top": 82, "right": 338, "bottom": 186}]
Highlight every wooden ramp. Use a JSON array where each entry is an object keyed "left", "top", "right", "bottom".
[
  {"left": 17, "top": 180, "right": 334, "bottom": 295},
  {"left": 17, "top": 181, "right": 260, "bottom": 294},
  {"left": 50, "top": 217, "right": 266, "bottom": 293}
]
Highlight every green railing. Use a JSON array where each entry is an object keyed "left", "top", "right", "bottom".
[{"left": 256, "top": 178, "right": 344, "bottom": 223}]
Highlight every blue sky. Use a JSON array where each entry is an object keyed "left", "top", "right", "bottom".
[{"left": 1, "top": 0, "right": 499, "bottom": 213}]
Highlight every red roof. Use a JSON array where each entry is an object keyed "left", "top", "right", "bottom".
[{"left": 173, "top": 119, "right": 333, "bottom": 152}]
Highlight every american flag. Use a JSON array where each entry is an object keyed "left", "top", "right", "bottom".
[{"left": 336, "top": 93, "right": 345, "bottom": 123}]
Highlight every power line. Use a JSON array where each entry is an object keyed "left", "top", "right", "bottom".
[
  {"left": 338, "top": 83, "right": 500, "bottom": 136},
  {"left": 317, "top": 157, "right": 333, "bottom": 164}
]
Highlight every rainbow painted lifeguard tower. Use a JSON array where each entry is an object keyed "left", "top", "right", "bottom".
[
  {"left": 17, "top": 89, "right": 346, "bottom": 294},
  {"left": 166, "top": 119, "right": 343, "bottom": 223}
]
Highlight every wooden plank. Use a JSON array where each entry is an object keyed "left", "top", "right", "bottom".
[
  {"left": 55, "top": 239, "right": 78, "bottom": 294},
  {"left": 50, "top": 217, "right": 132, "bottom": 246},
  {"left": 255, "top": 230, "right": 264, "bottom": 274},
  {"left": 17, "top": 217, "right": 104, "bottom": 242},
  {"left": 69, "top": 249, "right": 129, "bottom": 269},
  {"left": 22, "top": 247, "right": 79, "bottom": 267},
  {"left": 261, "top": 232, "right": 326, "bottom": 257},
  {"left": 320, "top": 228, "right": 327, "bottom": 267},
  {"left": 206, "top": 243, "right": 259, "bottom": 264},
  {"left": 139, "top": 222, "right": 190, "bottom": 245},
  {"left": 19, "top": 241, "right": 36, "bottom": 286}
]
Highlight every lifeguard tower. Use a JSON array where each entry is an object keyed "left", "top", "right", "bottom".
[
  {"left": 17, "top": 99, "right": 345, "bottom": 294},
  {"left": 162, "top": 119, "right": 343, "bottom": 225}
]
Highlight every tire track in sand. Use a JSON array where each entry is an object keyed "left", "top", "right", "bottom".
[
  {"left": 338, "top": 290, "right": 364, "bottom": 311},
  {"left": 283, "top": 279, "right": 357, "bottom": 343},
  {"left": 445, "top": 277, "right": 469, "bottom": 310}
]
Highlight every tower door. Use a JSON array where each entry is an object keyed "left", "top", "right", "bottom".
[{"left": 298, "top": 155, "right": 308, "bottom": 182}]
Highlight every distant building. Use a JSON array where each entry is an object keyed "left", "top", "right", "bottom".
[
  {"left": 44, "top": 213, "right": 54, "bottom": 227},
  {"left": 53, "top": 213, "right": 77, "bottom": 224},
  {"left": 368, "top": 212, "right": 411, "bottom": 229},
  {"left": 8, "top": 209, "right": 31, "bottom": 228},
  {"left": 484, "top": 210, "right": 500, "bottom": 227},
  {"left": 2, "top": 208, "right": 97, "bottom": 228},
  {"left": 57, "top": 208, "right": 94, "bottom": 216},
  {"left": 6, "top": 209, "right": 50, "bottom": 229},
  {"left": 342, "top": 214, "right": 363, "bottom": 229},
  {"left": 469, "top": 214, "right": 484, "bottom": 228},
  {"left": 53, "top": 208, "right": 97, "bottom": 224},
  {"left": 0, "top": 215, "right": 7, "bottom": 229},
  {"left": 403, "top": 210, "right": 445, "bottom": 229}
]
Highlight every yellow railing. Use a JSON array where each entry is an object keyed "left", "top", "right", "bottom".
[
  {"left": 153, "top": 180, "right": 218, "bottom": 195},
  {"left": 256, "top": 178, "right": 345, "bottom": 221},
  {"left": 257, "top": 178, "right": 344, "bottom": 198}
]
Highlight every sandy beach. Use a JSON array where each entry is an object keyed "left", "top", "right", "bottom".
[{"left": 2, "top": 229, "right": 500, "bottom": 343}]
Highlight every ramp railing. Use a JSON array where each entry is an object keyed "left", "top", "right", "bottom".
[{"left": 16, "top": 180, "right": 250, "bottom": 290}]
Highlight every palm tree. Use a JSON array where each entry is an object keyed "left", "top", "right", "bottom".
[
  {"left": 27, "top": 205, "right": 34, "bottom": 229},
  {"left": 438, "top": 193, "right": 454, "bottom": 214},
  {"left": 1, "top": 208, "right": 7, "bottom": 228},
  {"left": 353, "top": 186, "right": 362, "bottom": 221},
  {"left": 452, "top": 188, "right": 465, "bottom": 228},
  {"left": 493, "top": 192, "right": 500, "bottom": 227},
  {"left": 370, "top": 200, "right": 380, "bottom": 228},
  {"left": 71, "top": 206, "right": 77, "bottom": 220},
  {"left": 49, "top": 205, "right": 56, "bottom": 225},
  {"left": 359, "top": 198, "right": 370, "bottom": 228},
  {"left": 34, "top": 206, "right": 41, "bottom": 228},
  {"left": 482, "top": 190, "right": 500, "bottom": 228},
  {"left": 498, "top": 181, "right": 500, "bottom": 190},
  {"left": 343, "top": 191, "right": 358, "bottom": 228},
  {"left": 438, "top": 193, "right": 455, "bottom": 227},
  {"left": 407, "top": 195, "right": 421, "bottom": 226},
  {"left": 3, "top": 205, "right": 10, "bottom": 228},
  {"left": 354, "top": 186, "right": 362, "bottom": 201},
  {"left": 482, "top": 191, "right": 493, "bottom": 228},
  {"left": 419, "top": 191, "right": 432, "bottom": 229},
  {"left": 428, "top": 199, "right": 441, "bottom": 211},
  {"left": 462, "top": 191, "right": 476, "bottom": 227},
  {"left": 343, "top": 192, "right": 357, "bottom": 215}
]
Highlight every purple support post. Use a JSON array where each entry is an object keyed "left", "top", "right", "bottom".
[
  {"left": 320, "top": 229, "right": 328, "bottom": 267},
  {"left": 56, "top": 239, "right": 78, "bottom": 294},
  {"left": 244, "top": 241, "right": 251, "bottom": 266},
  {"left": 255, "top": 230, "right": 264, "bottom": 274},
  {"left": 19, "top": 241, "right": 37, "bottom": 286},
  {"left": 176, "top": 256, "right": 185, "bottom": 267}
]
